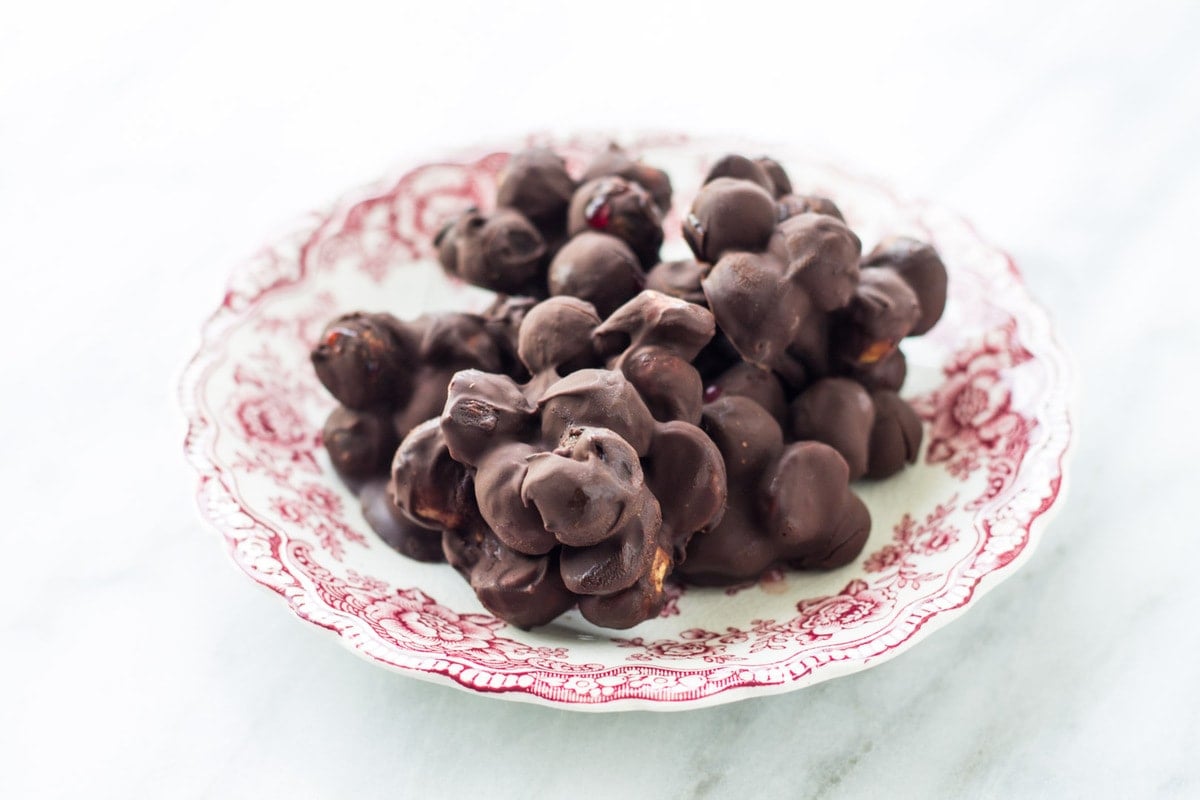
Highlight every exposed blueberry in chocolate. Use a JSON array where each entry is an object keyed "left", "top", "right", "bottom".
[
  {"left": 580, "top": 145, "right": 674, "bottom": 213},
  {"left": 496, "top": 148, "right": 576, "bottom": 238},
  {"left": 683, "top": 177, "right": 777, "bottom": 264},
  {"left": 568, "top": 177, "right": 664, "bottom": 269},
  {"left": 862, "top": 236, "right": 948, "bottom": 335},
  {"left": 644, "top": 259, "right": 708, "bottom": 306},
  {"left": 547, "top": 231, "right": 644, "bottom": 318},
  {"left": 437, "top": 207, "right": 547, "bottom": 294}
]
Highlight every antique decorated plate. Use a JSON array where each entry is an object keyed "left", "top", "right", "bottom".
[{"left": 180, "top": 133, "right": 1073, "bottom": 711}]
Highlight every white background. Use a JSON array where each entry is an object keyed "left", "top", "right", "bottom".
[{"left": 3, "top": 1, "right": 1199, "bottom": 797}]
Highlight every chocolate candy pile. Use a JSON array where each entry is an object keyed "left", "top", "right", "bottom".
[{"left": 310, "top": 146, "right": 948, "bottom": 629}]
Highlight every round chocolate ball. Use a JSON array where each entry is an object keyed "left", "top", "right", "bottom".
[
  {"left": 568, "top": 177, "right": 664, "bottom": 269},
  {"left": 547, "top": 231, "right": 644, "bottom": 318},
  {"left": 683, "top": 177, "right": 777, "bottom": 264}
]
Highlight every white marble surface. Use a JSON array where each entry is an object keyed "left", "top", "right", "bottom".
[{"left": 2, "top": 1, "right": 1198, "bottom": 796}]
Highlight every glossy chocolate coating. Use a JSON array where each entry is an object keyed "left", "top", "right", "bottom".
[
  {"left": 701, "top": 250, "right": 810, "bottom": 383},
  {"left": 322, "top": 406, "right": 397, "bottom": 480},
  {"left": 516, "top": 296, "right": 602, "bottom": 380},
  {"left": 790, "top": 378, "right": 876, "bottom": 480},
  {"left": 683, "top": 177, "right": 777, "bottom": 264},
  {"left": 644, "top": 259, "right": 708, "bottom": 305},
  {"left": 436, "top": 207, "right": 547, "bottom": 295},
  {"left": 862, "top": 236, "right": 948, "bottom": 335},
  {"left": 680, "top": 397, "right": 870, "bottom": 584},
  {"left": 361, "top": 478, "right": 444, "bottom": 563},
  {"left": 777, "top": 194, "right": 845, "bottom": 223},
  {"left": 568, "top": 177, "right": 664, "bottom": 269},
  {"left": 496, "top": 148, "right": 576, "bottom": 237},
  {"left": 866, "top": 390, "right": 923, "bottom": 479},
  {"left": 831, "top": 267, "right": 920, "bottom": 370},
  {"left": 703, "top": 154, "right": 775, "bottom": 194},
  {"left": 443, "top": 527, "right": 576, "bottom": 629},
  {"left": 580, "top": 146, "right": 673, "bottom": 213},
  {"left": 593, "top": 290, "right": 715, "bottom": 425},
  {"left": 777, "top": 212, "right": 863, "bottom": 312},
  {"left": 707, "top": 361, "right": 788, "bottom": 424},
  {"left": 389, "top": 418, "right": 477, "bottom": 532},
  {"left": 547, "top": 231, "right": 644, "bottom": 318},
  {"left": 842, "top": 346, "right": 907, "bottom": 392},
  {"left": 311, "top": 312, "right": 416, "bottom": 411},
  {"left": 756, "top": 157, "right": 793, "bottom": 198}
]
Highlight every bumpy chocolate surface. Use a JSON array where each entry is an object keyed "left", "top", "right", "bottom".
[
  {"left": 683, "top": 177, "right": 777, "bottom": 264},
  {"left": 436, "top": 208, "right": 548, "bottom": 295},
  {"left": 862, "top": 236, "right": 948, "bottom": 335},
  {"left": 389, "top": 291, "right": 725, "bottom": 629},
  {"left": 568, "top": 176, "right": 664, "bottom": 269},
  {"left": 830, "top": 267, "right": 920, "bottom": 372},
  {"left": 547, "top": 231, "right": 644, "bottom": 318},
  {"left": 580, "top": 146, "right": 674, "bottom": 213},
  {"left": 495, "top": 148, "right": 576, "bottom": 239},
  {"left": 680, "top": 396, "right": 870, "bottom": 584}
]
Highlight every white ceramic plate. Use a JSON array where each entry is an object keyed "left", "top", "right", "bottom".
[{"left": 180, "top": 133, "right": 1073, "bottom": 711}]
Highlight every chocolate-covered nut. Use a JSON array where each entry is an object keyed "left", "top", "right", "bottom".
[
  {"left": 482, "top": 294, "right": 538, "bottom": 380},
  {"left": 862, "top": 237, "right": 948, "bottom": 335},
  {"left": 778, "top": 212, "right": 862, "bottom": 312},
  {"left": 866, "top": 390, "right": 923, "bottom": 479},
  {"left": 516, "top": 296, "right": 601, "bottom": 378},
  {"left": 323, "top": 406, "right": 398, "bottom": 480},
  {"left": 763, "top": 442, "right": 854, "bottom": 546},
  {"left": 702, "top": 251, "right": 810, "bottom": 381},
  {"left": 547, "top": 232, "right": 644, "bottom": 318},
  {"left": 559, "top": 499, "right": 662, "bottom": 596},
  {"left": 703, "top": 154, "right": 775, "bottom": 194},
  {"left": 441, "top": 370, "right": 537, "bottom": 466},
  {"left": 777, "top": 194, "right": 845, "bottom": 223},
  {"left": 474, "top": 442, "right": 558, "bottom": 555},
  {"left": 443, "top": 527, "right": 575, "bottom": 629},
  {"left": 390, "top": 418, "right": 477, "bottom": 531},
  {"left": 437, "top": 208, "right": 547, "bottom": 294},
  {"left": 643, "top": 421, "right": 727, "bottom": 555},
  {"left": 538, "top": 369, "right": 656, "bottom": 457},
  {"left": 311, "top": 312, "right": 414, "bottom": 410},
  {"left": 568, "top": 177, "right": 664, "bottom": 269},
  {"left": 832, "top": 268, "right": 920, "bottom": 369},
  {"left": 361, "top": 479, "right": 445, "bottom": 562},
  {"left": 419, "top": 312, "right": 505, "bottom": 375},
  {"left": 706, "top": 362, "right": 787, "bottom": 424},
  {"left": 576, "top": 546, "right": 672, "bottom": 629},
  {"left": 593, "top": 291, "right": 715, "bottom": 425},
  {"left": 789, "top": 490, "right": 871, "bottom": 570},
  {"left": 683, "top": 177, "right": 777, "bottom": 263},
  {"left": 700, "top": 396, "right": 784, "bottom": 481},
  {"left": 523, "top": 427, "right": 645, "bottom": 549},
  {"left": 790, "top": 378, "right": 875, "bottom": 480},
  {"left": 644, "top": 259, "right": 708, "bottom": 305},
  {"left": 580, "top": 146, "right": 673, "bottom": 213},
  {"left": 496, "top": 148, "right": 576, "bottom": 236},
  {"left": 843, "top": 347, "right": 907, "bottom": 392},
  {"left": 756, "top": 157, "right": 793, "bottom": 198}
]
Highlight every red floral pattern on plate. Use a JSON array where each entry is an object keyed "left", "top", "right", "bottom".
[{"left": 180, "top": 134, "right": 1074, "bottom": 710}]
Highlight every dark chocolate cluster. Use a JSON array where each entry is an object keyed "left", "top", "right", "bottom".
[{"left": 309, "top": 146, "right": 949, "bottom": 630}]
